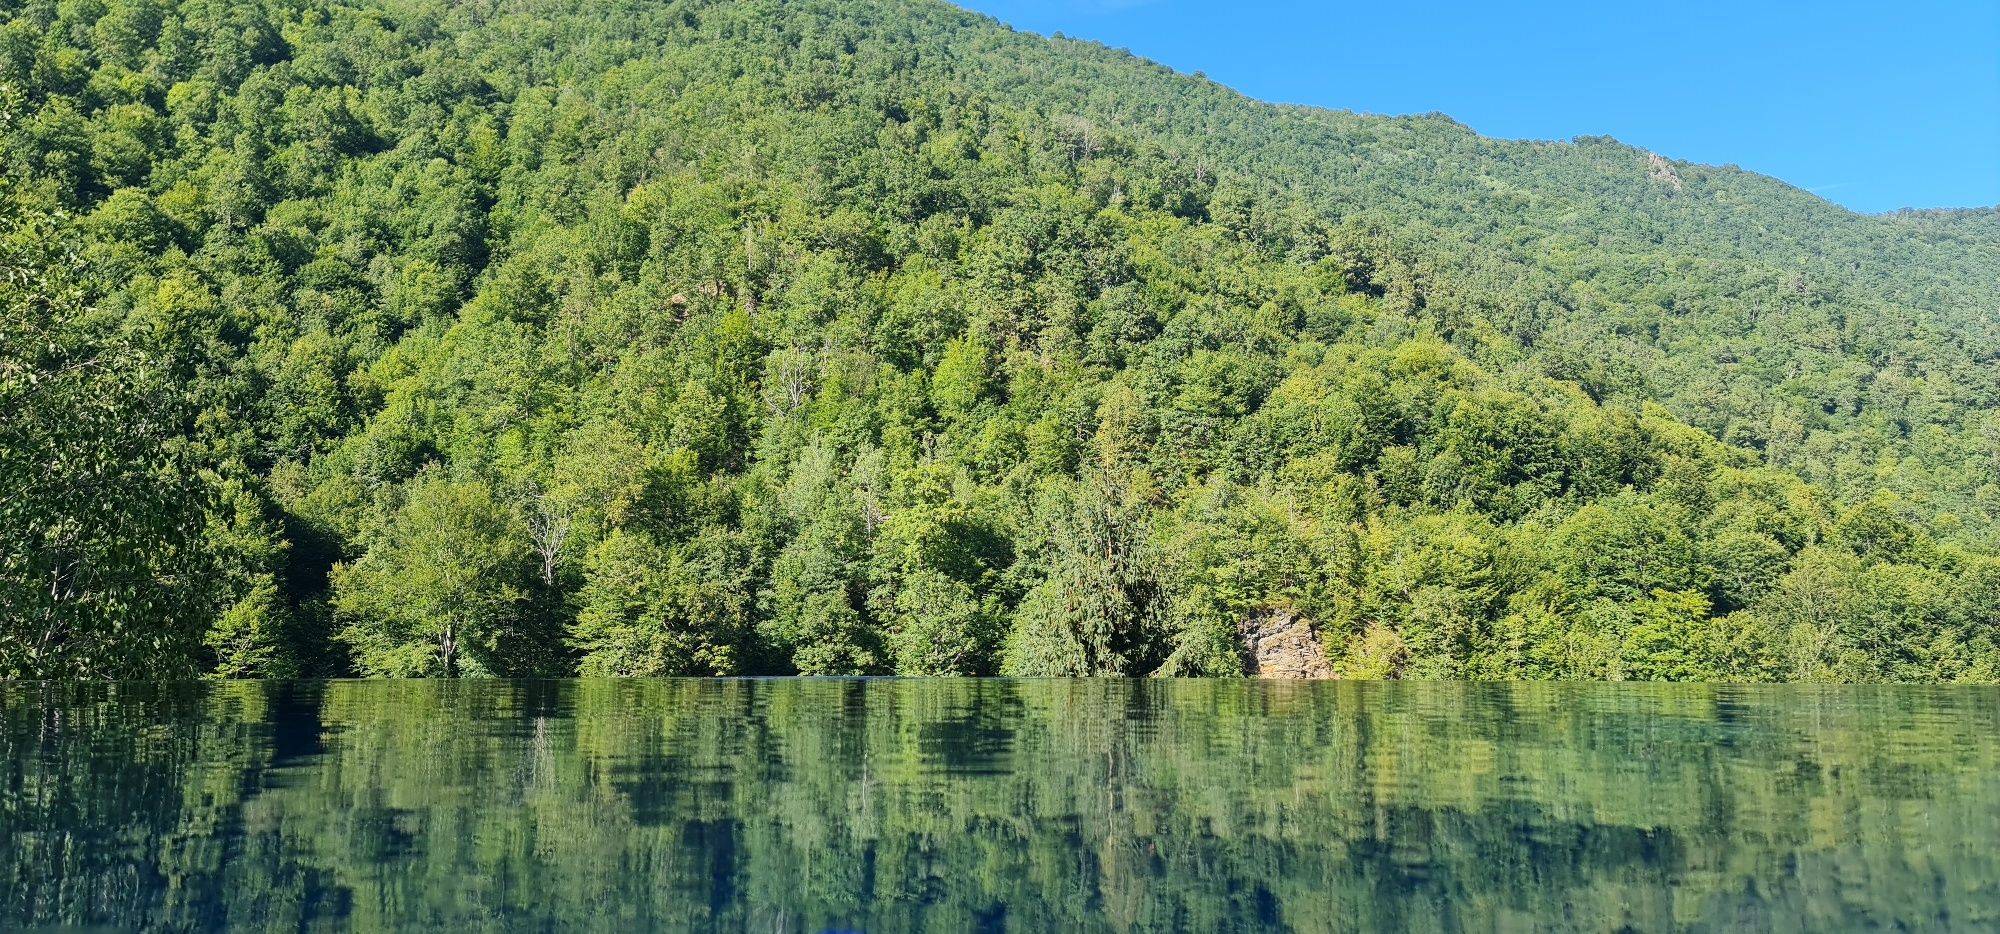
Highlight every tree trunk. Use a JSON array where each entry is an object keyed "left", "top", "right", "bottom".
[{"left": 440, "top": 620, "right": 459, "bottom": 678}]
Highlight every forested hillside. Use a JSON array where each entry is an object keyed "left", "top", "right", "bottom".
[{"left": 4, "top": 0, "right": 1999, "bottom": 681}]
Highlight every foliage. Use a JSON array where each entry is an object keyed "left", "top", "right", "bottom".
[{"left": 330, "top": 470, "right": 542, "bottom": 677}]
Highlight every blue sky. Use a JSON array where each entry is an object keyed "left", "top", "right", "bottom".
[{"left": 956, "top": 0, "right": 2000, "bottom": 213}]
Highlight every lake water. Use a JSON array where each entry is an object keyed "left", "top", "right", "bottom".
[{"left": 2, "top": 679, "right": 1996, "bottom": 932}]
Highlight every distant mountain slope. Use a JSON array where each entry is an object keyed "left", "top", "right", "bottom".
[
  {"left": 5, "top": 0, "right": 2000, "bottom": 681},
  {"left": 392, "top": 0, "right": 2000, "bottom": 521},
  {"left": 720, "top": 0, "right": 2000, "bottom": 520}
]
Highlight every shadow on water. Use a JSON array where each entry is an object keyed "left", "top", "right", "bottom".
[{"left": 2, "top": 679, "right": 1999, "bottom": 932}]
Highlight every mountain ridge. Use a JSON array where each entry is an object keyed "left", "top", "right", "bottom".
[{"left": 988, "top": 5, "right": 2000, "bottom": 220}]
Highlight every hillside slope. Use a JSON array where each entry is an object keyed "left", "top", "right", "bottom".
[{"left": 4, "top": 0, "right": 1999, "bottom": 680}]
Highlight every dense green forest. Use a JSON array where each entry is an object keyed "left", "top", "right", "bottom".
[{"left": 3, "top": 0, "right": 1999, "bottom": 681}]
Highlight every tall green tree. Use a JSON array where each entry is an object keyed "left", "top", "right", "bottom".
[{"left": 331, "top": 471, "right": 539, "bottom": 677}]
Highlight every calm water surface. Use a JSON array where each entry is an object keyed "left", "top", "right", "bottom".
[{"left": 2, "top": 679, "right": 1997, "bottom": 932}]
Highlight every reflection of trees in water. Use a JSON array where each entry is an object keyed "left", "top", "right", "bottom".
[{"left": 2, "top": 680, "right": 1997, "bottom": 932}]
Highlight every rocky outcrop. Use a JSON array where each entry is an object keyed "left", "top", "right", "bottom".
[
  {"left": 1647, "top": 152, "right": 1684, "bottom": 192},
  {"left": 1239, "top": 608, "right": 1334, "bottom": 680}
]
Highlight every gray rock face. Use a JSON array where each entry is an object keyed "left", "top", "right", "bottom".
[{"left": 1239, "top": 609, "right": 1334, "bottom": 680}]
